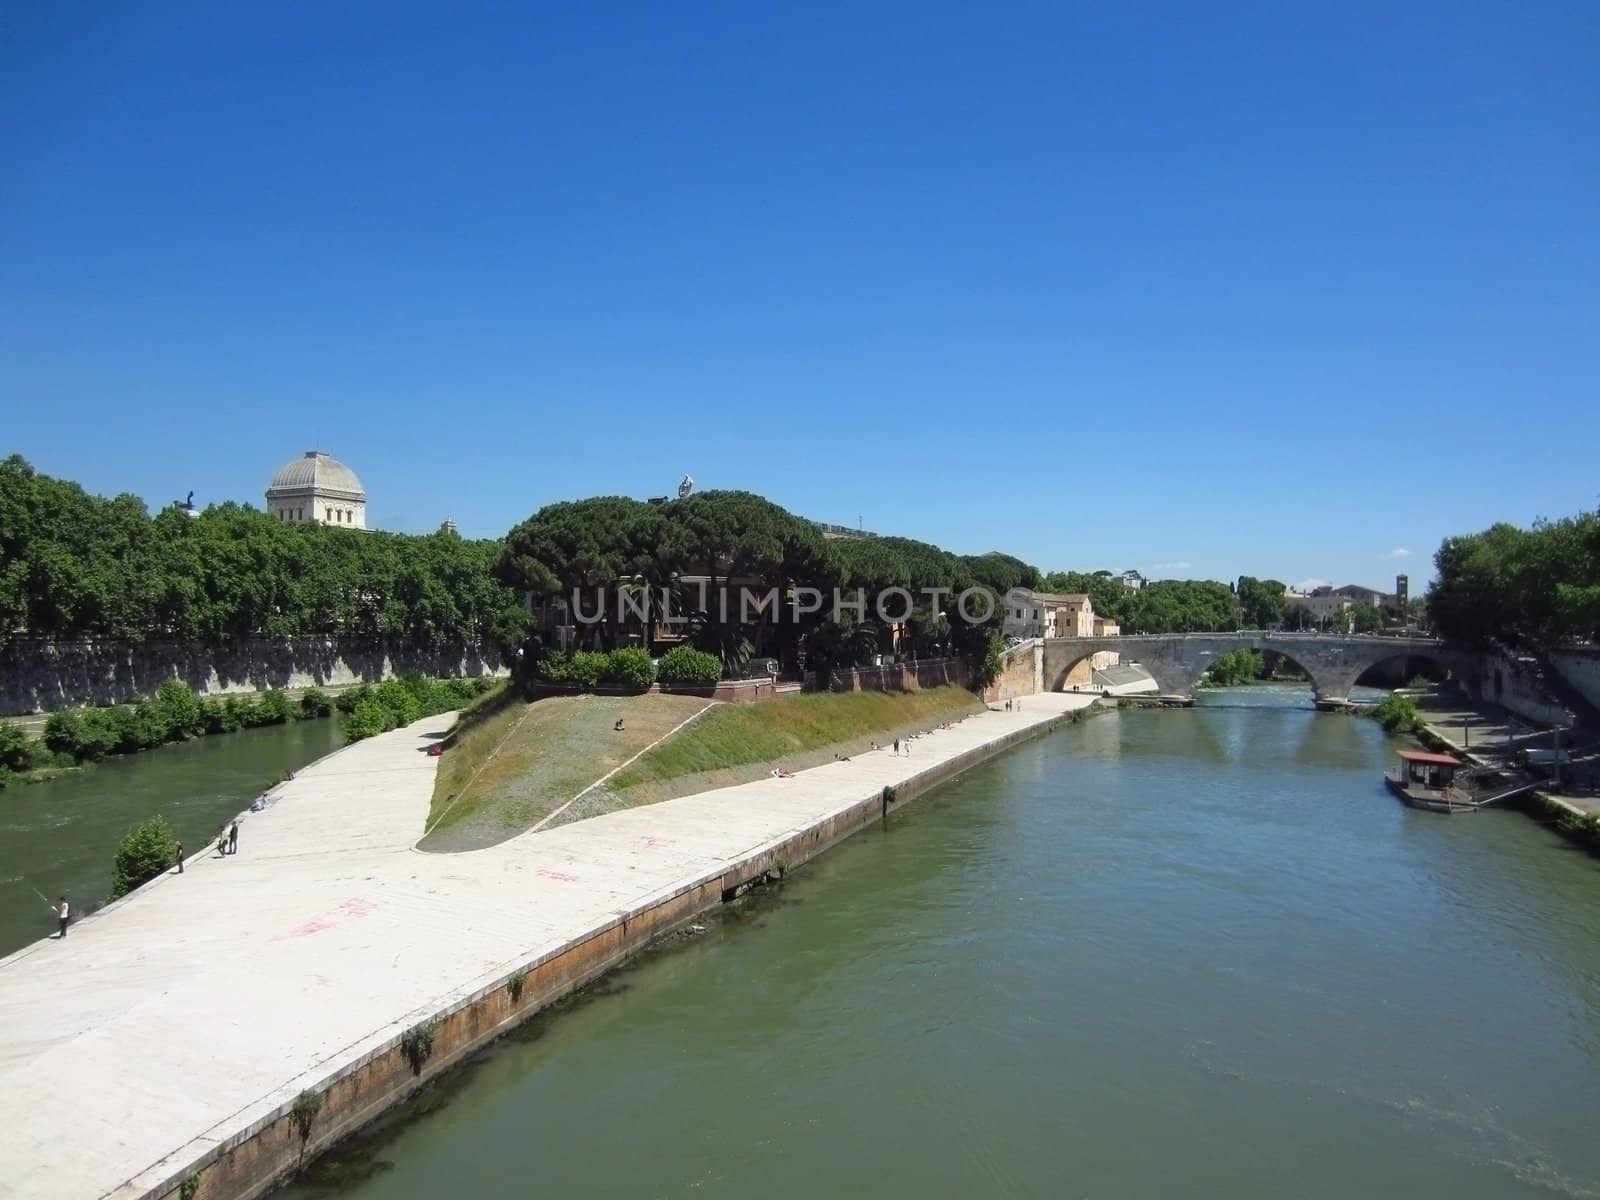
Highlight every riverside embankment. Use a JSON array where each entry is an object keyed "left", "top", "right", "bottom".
[{"left": 0, "top": 691, "right": 1095, "bottom": 1200}]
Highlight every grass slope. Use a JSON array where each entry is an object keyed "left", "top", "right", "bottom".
[
  {"left": 588, "top": 685, "right": 984, "bottom": 822},
  {"left": 420, "top": 691, "right": 712, "bottom": 852}
]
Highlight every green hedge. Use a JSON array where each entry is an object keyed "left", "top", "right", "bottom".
[
  {"left": 2, "top": 675, "right": 503, "bottom": 774},
  {"left": 656, "top": 645, "right": 723, "bottom": 687},
  {"left": 533, "top": 648, "right": 657, "bottom": 691},
  {"left": 341, "top": 675, "right": 498, "bottom": 744}
]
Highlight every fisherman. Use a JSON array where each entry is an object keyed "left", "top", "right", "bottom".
[{"left": 54, "top": 895, "right": 70, "bottom": 939}]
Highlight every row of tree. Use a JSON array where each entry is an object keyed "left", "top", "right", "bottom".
[
  {"left": 7, "top": 457, "right": 1349, "bottom": 678},
  {"left": 494, "top": 492, "right": 1041, "bottom": 680},
  {"left": 1427, "top": 509, "right": 1600, "bottom": 647},
  {"left": 0, "top": 456, "right": 530, "bottom": 648}
]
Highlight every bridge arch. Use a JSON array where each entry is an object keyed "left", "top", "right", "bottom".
[{"left": 1041, "top": 633, "right": 1463, "bottom": 703}]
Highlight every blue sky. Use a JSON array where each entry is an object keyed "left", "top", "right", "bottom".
[{"left": 3, "top": 1, "right": 1596, "bottom": 590}]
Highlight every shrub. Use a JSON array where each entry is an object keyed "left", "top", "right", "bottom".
[
  {"left": 0, "top": 722, "right": 40, "bottom": 774},
  {"left": 535, "top": 649, "right": 608, "bottom": 688},
  {"left": 1371, "top": 692, "right": 1424, "bottom": 734},
  {"left": 1204, "top": 648, "right": 1264, "bottom": 688},
  {"left": 198, "top": 696, "right": 241, "bottom": 734},
  {"left": 335, "top": 684, "right": 373, "bottom": 715},
  {"left": 400, "top": 1019, "right": 437, "bottom": 1075},
  {"left": 44, "top": 709, "right": 117, "bottom": 762},
  {"left": 154, "top": 678, "right": 202, "bottom": 739},
  {"left": 345, "top": 699, "right": 393, "bottom": 743},
  {"left": 299, "top": 688, "right": 333, "bottom": 718},
  {"left": 656, "top": 645, "right": 723, "bottom": 687},
  {"left": 224, "top": 696, "right": 257, "bottom": 729},
  {"left": 373, "top": 679, "right": 423, "bottom": 727},
  {"left": 97, "top": 704, "right": 163, "bottom": 755},
  {"left": 290, "top": 1089, "right": 324, "bottom": 1146},
  {"left": 111, "top": 815, "right": 180, "bottom": 898},
  {"left": 253, "top": 689, "right": 295, "bottom": 726},
  {"left": 604, "top": 647, "right": 656, "bottom": 690}
]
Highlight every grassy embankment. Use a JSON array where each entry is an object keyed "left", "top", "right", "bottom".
[
  {"left": 421, "top": 685, "right": 984, "bottom": 849},
  {"left": 592, "top": 685, "right": 983, "bottom": 819},
  {"left": 421, "top": 690, "right": 713, "bottom": 851}
]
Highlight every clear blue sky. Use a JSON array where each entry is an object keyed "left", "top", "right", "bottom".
[{"left": 4, "top": 1, "right": 1596, "bottom": 590}]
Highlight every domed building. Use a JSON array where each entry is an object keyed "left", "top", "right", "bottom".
[{"left": 265, "top": 450, "right": 367, "bottom": 528}]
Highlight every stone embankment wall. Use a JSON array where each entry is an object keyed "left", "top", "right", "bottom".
[
  {"left": 1550, "top": 647, "right": 1600, "bottom": 718},
  {"left": 1452, "top": 647, "right": 1575, "bottom": 729},
  {"left": 155, "top": 704, "right": 1086, "bottom": 1200},
  {"left": 985, "top": 641, "right": 1042, "bottom": 703},
  {"left": 828, "top": 657, "right": 967, "bottom": 693},
  {"left": 0, "top": 637, "right": 507, "bottom": 716}
]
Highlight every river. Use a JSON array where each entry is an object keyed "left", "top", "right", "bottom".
[
  {"left": 21, "top": 686, "right": 1600, "bottom": 1197},
  {"left": 261, "top": 685, "right": 1600, "bottom": 1199},
  {"left": 0, "top": 717, "right": 344, "bottom": 957}
]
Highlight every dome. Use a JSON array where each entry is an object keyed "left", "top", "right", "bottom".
[{"left": 266, "top": 450, "right": 365, "bottom": 499}]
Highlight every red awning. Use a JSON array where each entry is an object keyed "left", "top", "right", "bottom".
[{"left": 1398, "top": 750, "right": 1460, "bottom": 766}]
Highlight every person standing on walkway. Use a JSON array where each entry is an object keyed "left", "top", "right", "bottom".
[
  {"left": 54, "top": 895, "right": 69, "bottom": 939},
  {"left": 893, "top": 737, "right": 900, "bottom": 756},
  {"left": 227, "top": 821, "right": 239, "bottom": 856},
  {"left": 175, "top": 842, "right": 184, "bottom": 874}
]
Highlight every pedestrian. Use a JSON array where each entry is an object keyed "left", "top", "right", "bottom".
[
  {"left": 55, "top": 895, "right": 70, "bottom": 939},
  {"left": 893, "top": 737, "right": 900, "bottom": 756},
  {"left": 175, "top": 842, "right": 184, "bottom": 874},
  {"left": 228, "top": 821, "right": 239, "bottom": 856},
  {"left": 217, "top": 826, "right": 229, "bottom": 856}
]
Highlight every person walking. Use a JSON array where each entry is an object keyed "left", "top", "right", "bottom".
[
  {"left": 175, "top": 841, "right": 184, "bottom": 874},
  {"left": 54, "top": 895, "right": 70, "bottom": 939},
  {"left": 227, "top": 821, "right": 239, "bottom": 856},
  {"left": 893, "top": 737, "right": 900, "bottom": 756}
]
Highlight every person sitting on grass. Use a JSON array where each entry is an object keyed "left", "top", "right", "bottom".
[{"left": 614, "top": 718, "right": 625, "bottom": 731}]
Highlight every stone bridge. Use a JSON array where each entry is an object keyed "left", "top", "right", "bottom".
[{"left": 1039, "top": 633, "right": 1470, "bottom": 703}]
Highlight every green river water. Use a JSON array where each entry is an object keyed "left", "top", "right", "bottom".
[
  {"left": 8, "top": 689, "right": 1599, "bottom": 1197},
  {"left": 0, "top": 716, "right": 344, "bottom": 957},
  {"left": 264, "top": 686, "right": 1600, "bottom": 1200}
]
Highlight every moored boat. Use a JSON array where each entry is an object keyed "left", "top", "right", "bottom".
[{"left": 1385, "top": 749, "right": 1474, "bottom": 813}]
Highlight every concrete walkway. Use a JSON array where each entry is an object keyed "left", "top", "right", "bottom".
[{"left": 0, "top": 691, "right": 1094, "bottom": 1200}]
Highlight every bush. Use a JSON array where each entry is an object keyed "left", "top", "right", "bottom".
[
  {"left": 123, "top": 701, "right": 171, "bottom": 751},
  {"left": 1371, "top": 692, "right": 1425, "bottom": 734},
  {"left": 0, "top": 722, "right": 39, "bottom": 774},
  {"left": 345, "top": 699, "right": 394, "bottom": 743},
  {"left": 373, "top": 679, "right": 423, "bottom": 727},
  {"left": 535, "top": 650, "right": 609, "bottom": 689},
  {"left": 198, "top": 696, "right": 241, "bottom": 734},
  {"left": 44, "top": 709, "right": 116, "bottom": 762},
  {"left": 154, "top": 678, "right": 202, "bottom": 739},
  {"left": 111, "top": 815, "right": 180, "bottom": 898},
  {"left": 335, "top": 684, "right": 373, "bottom": 715},
  {"left": 656, "top": 645, "right": 723, "bottom": 687},
  {"left": 299, "top": 688, "right": 333, "bottom": 718},
  {"left": 1204, "top": 648, "right": 1264, "bottom": 687},
  {"left": 253, "top": 689, "right": 295, "bottom": 726},
  {"left": 603, "top": 647, "right": 656, "bottom": 690}
]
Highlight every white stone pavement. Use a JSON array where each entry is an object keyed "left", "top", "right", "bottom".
[{"left": 0, "top": 692, "right": 1093, "bottom": 1200}]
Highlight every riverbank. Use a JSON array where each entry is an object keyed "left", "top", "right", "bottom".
[{"left": 0, "top": 691, "right": 1097, "bottom": 1200}]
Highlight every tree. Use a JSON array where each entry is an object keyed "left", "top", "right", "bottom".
[
  {"left": 1236, "top": 577, "right": 1287, "bottom": 629},
  {"left": 1203, "top": 648, "right": 1263, "bottom": 686},
  {"left": 1350, "top": 603, "right": 1384, "bottom": 633},
  {"left": 111, "top": 816, "right": 180, "bottom": 898},
  {"left": 1428, "top": 510, "right": 1600, "bottom": 646}
]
